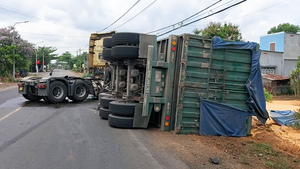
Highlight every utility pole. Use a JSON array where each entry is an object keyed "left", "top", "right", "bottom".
[
  {"left": 35, "top": 41, "right": 44, "bottom": 74},
  {"left": 12, "top": 21, "right": 28, "bottom": 79},
  {"left": 42, "top": 46, "right": 45, "bottom": 72}
]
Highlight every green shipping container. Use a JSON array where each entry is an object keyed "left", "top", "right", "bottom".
[{"left": 170, "top": 34, "right": 254, "bottom": 134}]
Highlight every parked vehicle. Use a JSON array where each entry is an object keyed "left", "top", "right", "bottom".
[
  {"left": 20, "top": 70, "right": 27, "bottom": 77},
  {"left": 97, "top": 32, "right": 269, "bottom": 136}
]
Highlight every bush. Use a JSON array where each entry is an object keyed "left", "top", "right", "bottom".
[
  {"left": 72, "top": 67, "right": 81, "bottom": 73},
  {"left": 82, "top": 73, "right": 93, "bottom": 78},
  {"left": 292, "top": 110, "right": 300, "bottom": 130},
  {"left": 264, "top": 88, "right": 273, "bottom": 102}
]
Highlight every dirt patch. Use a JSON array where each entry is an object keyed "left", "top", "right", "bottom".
[
  {"left": 0, "top": 82, "right": 17, "bottom": 90},
  {"left": 72, "top": 72, "right": 84, "bottom": 77},
  {"left": 149, "top": 99, "right": 300, "bottom": 169}
]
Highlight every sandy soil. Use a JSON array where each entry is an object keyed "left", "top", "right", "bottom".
[{"left": 149, "top": 100, "right": 300, "bottom": 168}]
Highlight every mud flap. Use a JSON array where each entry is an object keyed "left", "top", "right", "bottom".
[{"left": 133, "top": 103, "right": 153, "bottom": 128}]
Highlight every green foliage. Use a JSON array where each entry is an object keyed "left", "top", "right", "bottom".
[
  {"left": 31, "top": 46, "right": 57, "bottom": 69},
  {"left": 72, "top": 67, "right": 81, "bottom": 73},
  {"left": 82, "top": 73, "right": 93, "bottom": 78},
  {"left": 0, "top": 26, "right": 58, "bottom": 76},
  {"left": 252, "top": 143, "right": 291, "bottom": 169},
  {"left": 57, "top": 51, "right": 74, "bottom": 70},
  {"left": 193, "top": 22, "right": 242, "bottom": 41},
  {"left": 289, "top": 56, "right": 300, "bottom": 97},
  {"left": 264, "top": 88, "right": 273, "bottom": 102},
  {"left": 292, "top": 109, "right": 300, "bottom": 130},
  {"left": 73, "top": 52, "right": 87, "bottom": 70},
  {"left": 268, "top": 23, "right": 300, "bottom": 34}
]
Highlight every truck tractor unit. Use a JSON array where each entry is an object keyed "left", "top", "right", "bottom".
[{"left": 18, "top": 76, "right": 105, "bottom": 104}]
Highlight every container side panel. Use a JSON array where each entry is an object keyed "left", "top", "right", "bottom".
[{"left": 176, "top": 34, "right": 252, "bottom": 134}]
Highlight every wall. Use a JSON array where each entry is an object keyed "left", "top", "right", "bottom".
[
  {"left": 283, "top": 59, "right": 297, "bottom": 77},
  {"left": 260, "top": 32, "right": 284, "bottom": 52},
  {"left": 260, "top": 51, "right": 283, "bottom": 75},
  {"left": 283, "top": 33, "right": 300, "bottom": 59}
]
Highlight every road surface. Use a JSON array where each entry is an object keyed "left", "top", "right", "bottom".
[{"left": 0, "top": 69, "right": 189, "bottom": 169}]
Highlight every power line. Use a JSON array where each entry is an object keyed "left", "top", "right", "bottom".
[
  {"left": 146, "top": 0, "right": 222, "bottom": 34},
  {"left": 157, "top": 0, "right": 247, "bottom": 37},
  {"left": 185, "top": 0, "right": 235, "bottom": 23},
  {"left": 98, "top": 0, "right": 140, "bottom": 32},
  {"left": 112, "top": 0, "right": 157, "bottom": 30}
]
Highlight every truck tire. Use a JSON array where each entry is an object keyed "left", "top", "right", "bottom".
[
  {"left": 111, "top": 46, "right": 139, "bottom": 59},
  {"left": 22, "top": 94, "right": 30, "bottom": 100},
  {"left": 24, "top": 87, "right": 42, "bottom": 101},
  {"left": 99, "top": 107, "right": 111, "bottom": 119},
  {"left": 102, "top": 48, "right": 115, "bottom": 61},
  {"left": 108, "top": 114, "right": 134, "bottom": 128},
  {"left": 99, "top": 96, "right": 120, "bottom": 109},
  {"left": 103, "top": 38, "right": 113, "bottom": 48},
  {"left": 112, "top": 33, "right": 139, "bottom": 45},
  {"left": 72, "top": 80, "right": 89, "bottom": 102},
  {"left": 109, "top": 101, "right": 136, "bottom": 116},
  {"left": 97, "top": 103, "right": 101, "bottom": 110},
  {"left": 98, "top": 93, "right": 113, "bottom": 101},
  {"left": 48, "top": 81, "right": 67, "bottom": 103},
  {"left": 43, "top": 96, "right": 52, "bottom": 103}
]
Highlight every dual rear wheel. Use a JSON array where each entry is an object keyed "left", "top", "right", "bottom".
[{"left": 43, "top": 80, "right": 89, "bottom": 104}]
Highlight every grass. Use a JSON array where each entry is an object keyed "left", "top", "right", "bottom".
[
  {"left": 292, "top": 110, "right": 300, "bottom": 130},
  {"left": 238, "top": 158, "right": 250, "bottom": 165},
  {"left": 254, "top": 143, "right": 277, "bottom": 156},
  {"left": 264, "top": 88, "right": 273, "bottom": 102},
  {"left": 251, "top": 143, "right": 291, "bottom": 169}
]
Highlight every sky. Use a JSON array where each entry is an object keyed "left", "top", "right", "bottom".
[{"left": 0, "top": 0, "right": 298, "bottom": 56}]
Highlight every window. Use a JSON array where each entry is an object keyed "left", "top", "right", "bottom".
[
  {"left": 261, "top": 67, "right": 275, "bottom": 74},
  {"left": 270, "top": 43, "right": 275, "bottom": 51}
]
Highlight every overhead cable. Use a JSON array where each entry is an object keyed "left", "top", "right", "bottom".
[
  {"left": 146, "top": 0, "right": 222, "bottom": 34},
  {"left": 98, "top": 0, "right": 140, "bottom": 32},
  {"left": 112, "top": 0, "right": 157, "bottom": 30},
  {"left": 157, "top": 0, "right": 247, "bottom": 37}
]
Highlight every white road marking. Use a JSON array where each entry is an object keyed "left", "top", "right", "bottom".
[{"left": 0, "top": 107, "right": 22, "bottom": 122}]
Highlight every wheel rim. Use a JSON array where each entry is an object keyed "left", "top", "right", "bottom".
[
  {"left": 75, "top": 85, "right": 86, "bottom": 97},
  {"left": 52, "top": 86, "right": 64, "bottom": 99}
]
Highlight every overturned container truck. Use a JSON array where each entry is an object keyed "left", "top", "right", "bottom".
[{"left": 98, "top": 32, "right": 269, "bottom": 136}]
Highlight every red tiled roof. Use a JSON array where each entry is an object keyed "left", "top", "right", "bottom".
[{"left": 262, "top": 74, "right": 290, "bottom": 81}]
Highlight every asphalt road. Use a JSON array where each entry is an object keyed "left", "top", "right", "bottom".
[{"left": 0, "top": 69, "right": 189, "bottom": 169}]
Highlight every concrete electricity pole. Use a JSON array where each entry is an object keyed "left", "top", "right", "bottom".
[
  {"left": 12, "top": 21, "right": 28, "bottom": 79},
  {"left": 35, "top": 41, "right": 44, "bottom": 74}
]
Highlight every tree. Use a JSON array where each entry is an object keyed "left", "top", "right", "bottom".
[
  {"left": 73, "top": 52, "right": 87, "bottom": 72},
  {"left": 57, "top": 51, "right": 74, "bottom": 69},
  {"left": 193, "top": 22, "right": 242, "bottom": 41},
  {"left": 290, "top": 56, "right": 300, "bottom": 97},
  {"left": 32, "top": 46, "right": 57, "bottom": 71},
  {"left": 0, "top": 26, "right": 35, "bottom": 78},
  {"left": 268, "top": 23, "right": 300, "bottom": 34}
]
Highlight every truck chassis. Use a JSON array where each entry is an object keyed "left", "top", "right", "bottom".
[{"left": 18, "top": 75, "right": 107, "bottom": 104}]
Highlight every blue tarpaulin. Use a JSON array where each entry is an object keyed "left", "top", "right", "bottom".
[
  {"left": 270, "top": 110, "right": 299, "bottom": 126},
  {"left": 212, "top": 37, "right": 269, "bottom": 124},
  {"left": 200, "top": 99, "right": 249, "bottom": 137},
  {"left": 198, "top": 37, "right": 269, "bottom": 136}
]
